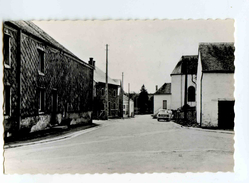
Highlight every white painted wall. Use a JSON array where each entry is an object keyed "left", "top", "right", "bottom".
[
  {"left": 123, "top": 96, "right": 134, "bottom": 117},
  {"left": 129, "top": 100, "right": 134, "bottom": 116},
  {"left": 153, "top": 94, "right": 171, "bottom": 114},
  {"left": 200, "top": 73, "right": 235, "bottom": 127},
  {"left": 171, "top": 74, "right": 197, "bottom": 110},
  {"left": 196, "top": 53, "right": 202, "bottom": 124}
]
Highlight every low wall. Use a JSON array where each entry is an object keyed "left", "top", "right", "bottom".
[
  {"left": 4, "top": 111, "right": 92, "bottom": 136},
  {"left": 69, "top": 111, "right": 92, "bottom": 125},
  {"left": 174, "top": 110, "right": 196, "bottom": 122}
]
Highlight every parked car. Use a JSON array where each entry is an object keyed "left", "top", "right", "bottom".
[
  {"left": 151, "top": 113, "right": 158, "bottom": 119},
  {"left": 157, "top": 109, "right": 173, "bottom": 121},
  {"left": 151, "top": 109, "right": 164, "bottom": 119}
]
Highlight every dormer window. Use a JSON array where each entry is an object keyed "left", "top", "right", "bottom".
[
  {"left": 38, "top": 49, "right": 45, "bottom": 74},
  {"left": 4, "top": 34, "right": 11, "bottom": 68}
]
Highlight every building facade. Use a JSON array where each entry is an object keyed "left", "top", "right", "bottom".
[
  {"left": 196, "top": 43, "right": 235, "bottom": 128},
  {"left": 3, "top": 21, "right": 94, "bottom": 136},
  {"left": 170, "top": 55, "right": 198, "bottom": 110},
  {"left": 153, "top": 83, "right": 171, "bottom": 114},
  {"left": 91, "top": 61, "right": 120, "bottom": 119},
  {"left": 123, "top": 94, "right": 134, "bottom": 117}
]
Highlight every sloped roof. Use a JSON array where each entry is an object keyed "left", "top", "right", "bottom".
[
  {"left": 113, "top": 79, "right": 121, "bottom": 85},
  {"left": 199, "top": 42, "right": 235, "bottom": 73},
  {"left": 171, "top": 55, "right": 198, "bottom": 75},
  {"left": 5, "top": 21, "right": 88, "bottom": 66},
  {"left": 154, "top": 83, "right": 171, "bottom": 95},
  {"left": 94, "top": 67, "right": 120, "bottom": 86}
]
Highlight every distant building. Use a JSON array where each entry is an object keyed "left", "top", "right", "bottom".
[
  {"left": 153, "top": 83, "right": 171, "bottom": 114},
  {"left": 170, "top": 55, "right": 198, "bottom": 110},
  {"left": 3, "top": 21, "right": 94, "bottom": 137},
  {"left": 91, "top": 59, "right": 120, "bottom": 119},
  {"left": 123, "top": 94, "right": 134, "bottom": 117},
  {"left": 196, "top": 43, "right": 235, "bottom": 128}
]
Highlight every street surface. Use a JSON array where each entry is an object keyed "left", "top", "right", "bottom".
[{"left": 4, "top": 115, "right": 234, "bottom": 174}]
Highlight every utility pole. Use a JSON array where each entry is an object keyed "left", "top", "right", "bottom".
[
  {"left": 184, "top": 58, "right": 188, "bottom": 121},
  {"left": 121, "top": 72, "right": 124, "bottom": 118},
  {"left": 105, "top": 44, "right": 109, "bottom": 120},
  {"left": 128, "top": 83, "right": 130, "bottom": 117}
]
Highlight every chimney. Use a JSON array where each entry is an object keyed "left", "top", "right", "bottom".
[
  {"left": 88, "top": 57, "right": 95, "bottom": 69},
  {"left": 156, "top": 85, "right": 158, "bottom": 91}
]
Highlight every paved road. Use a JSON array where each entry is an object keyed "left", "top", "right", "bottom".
[{"left": 4, "top": 115, "right": 234, "bottom": 174}]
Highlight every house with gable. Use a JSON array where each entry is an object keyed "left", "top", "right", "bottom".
[
  {"left": 196, "top": 42, "right": 235, "bottom": 129},
  {"left": 123, "top": 94, "right": 134, "bottom": 117},
  {"left": 3, "top": 21, "right": 94, "bottom": 137},
  {"left": 170, "top": 55, "right": 198, "bottom": 110},
  {"left": 90, "top": 58, "right": 120, "bottom": 119},
  {"left": 153, "top": 83, "right": 171, "bottom": 114}
]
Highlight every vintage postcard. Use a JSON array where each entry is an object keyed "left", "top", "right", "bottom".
[{"left": 3, "top": 20, "right": 234, "bottom": 174}]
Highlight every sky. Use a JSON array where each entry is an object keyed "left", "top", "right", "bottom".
[{"left": 33, "top": 20, "right": 234, "bottom": 93}]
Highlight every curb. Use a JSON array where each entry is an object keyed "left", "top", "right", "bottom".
[
  {"left": 171, "top": 122, "right": 234, "bottom": 134},
  {"left": 4, "top": 125, "right": 101, "bottom": 149}
]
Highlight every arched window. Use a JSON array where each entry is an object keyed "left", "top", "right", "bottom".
[{"left": 188, "top": 86, "right": 195, "bottom": 102}]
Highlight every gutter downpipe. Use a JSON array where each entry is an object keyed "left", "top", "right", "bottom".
[
  {"left": 200, "top": 72, "right": 203, "bottom": 127},
  {"left": 17, "top": 29, "right": 22, "bottom": 131}
]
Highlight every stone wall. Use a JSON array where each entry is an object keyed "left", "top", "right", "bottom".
[
  {"left": 93, "top": 83, "right": 119, "bottom": 118},
  {"left": 174, "top": 110, "right": 197, "bottom": 123},
  {"left": 3, "top": 22, "right": 94, "bottom": 135},
  {"left": 3, "top": 25, "right": 19, "bottom": 133}
]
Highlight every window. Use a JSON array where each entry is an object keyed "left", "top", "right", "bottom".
[
  {"left": 113, "top": 103, "right": 116, "bottom": 109},
  {"left": 52, "top": 90, "right": 58, "bottom": 112},
  {"left": 113, "top": 90, "right": 116, "bottom": 97},
  {"left": 188, "top": 86, "right": 195, "bottom": 102},
  {"left": 163, "top": 100, "right": 167, "bottom": 109},
  {"left": 38, "top": 49, "right": 45, "bottom": 74},
  {"left": 4, "top": 34, "right": 10, "bottom": 67},
  {"left": 101, "top": 88, "right": 105, "bottom": 96},
  {"left": 4, "top": 85, "right": 11, "bottom": 116},
  {"left": 123, "top": 105, "right": 125, "bottom": 109},
  {"left": 39, "top": 89, "right": 45, "bottom": 112}
]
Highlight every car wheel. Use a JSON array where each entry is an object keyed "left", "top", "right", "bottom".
[{"left": 157, "top": 119, "right": 160, "bottom": 121}]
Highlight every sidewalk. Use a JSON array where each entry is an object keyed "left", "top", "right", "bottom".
[
  {"left": 171, "top": 121, "right": 234, "bottom": 134},
  {"left": 4, "top": 122, "right": 100, "bottom": 149}
]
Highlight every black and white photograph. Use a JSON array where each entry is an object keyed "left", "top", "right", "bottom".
[{"left": 2, "top": 19, "right": 235, "bottom": 174}]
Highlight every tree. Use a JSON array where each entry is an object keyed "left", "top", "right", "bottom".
[{"left": 138, "top": 85, "right": 149, "bottom": 114}]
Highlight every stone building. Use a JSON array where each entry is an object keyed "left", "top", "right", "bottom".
[
  {"left": 196, "top": 42, "right": 235, "bottom": 128},
  {"left": 90, "top": 59, "right": 120, "bottom": 119},
  {"left": 3, "top": 21, "right": 94, "bottom": 137}
]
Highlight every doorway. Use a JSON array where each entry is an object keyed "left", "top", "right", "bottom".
[{"left": 218, "top": 101, "right": 235, "bottom": 129}]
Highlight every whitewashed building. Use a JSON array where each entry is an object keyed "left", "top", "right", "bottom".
[
  {"left": 123, "top": 94, "right": 134, "bottom": 117},
  {"left": 153, "top": 83, "right": 171, "bottom": 114},
  {"left": 196, "top": 43, "right": 235, "bottom": 128},
  {"left": 170, "top": 55, "right": 198, "bottom": 110}
]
